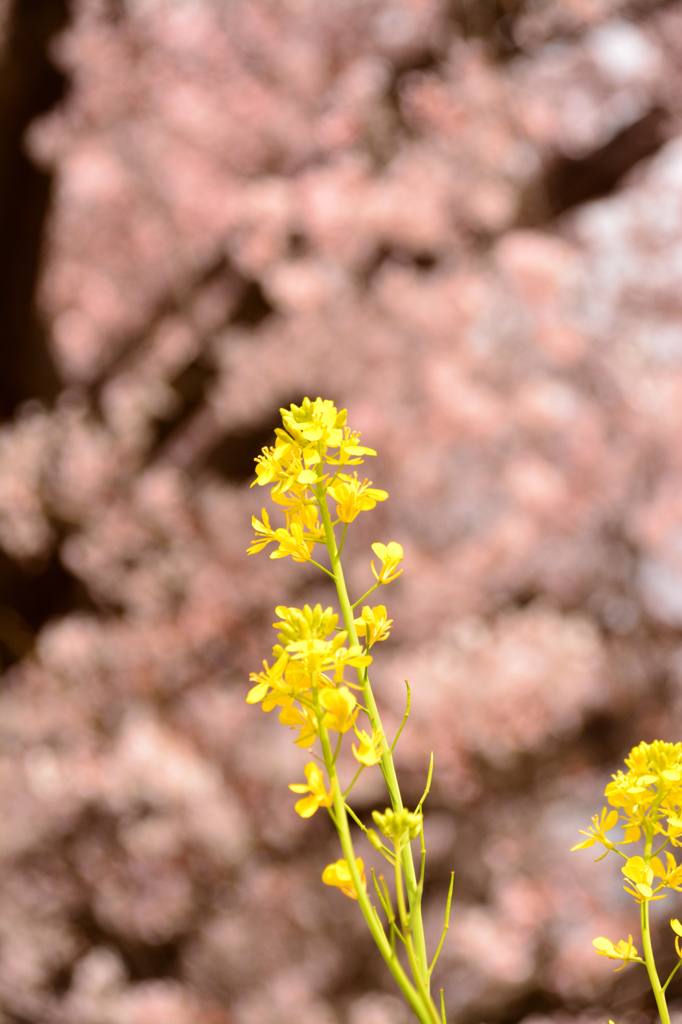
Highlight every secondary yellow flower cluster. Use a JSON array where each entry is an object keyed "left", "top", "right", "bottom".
[
  {"left": 574, "top": 741, "right": 682, "bottom": 967},
  {"left": 246, "top": 602, "right": 371, "bottom": 746}
]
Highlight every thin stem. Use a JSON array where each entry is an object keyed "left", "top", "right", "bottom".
[
  {"left": 350, "top": 581, "right": 381, "bottom": 610},
  {"left": 429, "top": 873, "right": 455, "bottom": 977},
  {"left": 391, "top": 680, "right": 411, "bottom": 753},
  {"left": 417, "top": 753, "right": 434, "bottom": 813},
  {"left": 315, "top": 481, "right": 432, "bottom": 997},
  {"left": 662, "top": 960, "right": 682, "bottom": 993},
  {"left": 641, "top": 822, "right": 672, "bottom": 1024},
  {"left": 641, "top": 898, "right": 670, "bottom": 1024},
  {"left": 372, "top": 868, "right": 394, "bottom": 922},
  {"left": 308, "top": 557, "right": 337, "bottom": 580},
  {"left": 316, "top": 720, "right": 434, "bottom": 1024},
  {"left": 653, "top": 838, "right": 672, "bottom": 858},
  {"left": 344, "top": 765, "right": 365, "bottom": 799}
]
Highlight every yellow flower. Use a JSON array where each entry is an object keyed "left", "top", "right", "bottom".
[
  {"left": 279, "top": 705, "right": 318, "bottom": 748},
  {"left": 571, "top": 807, "right": 619, "bottom": 853},
  {"left": 289, "top": 762, "right": 334, "bottom": 817},
  {"left": 280, "top": 398, "right": 346, "bottom": 449},
  {"left": 246, "top": 652, "right": 289, "bottom": 709},
  {"left": 247, "top": 508, "right": 278, "bottom": 555},
  {"left": 352, "top": 727, "right": 384, "bottom": 766},
  {"left": 320, "top": 687, "right": 358, "bottom": 733},
  {"left": 370, "top": 542, "right": 404, "bottom": 584},
  {"left": 251, "top": 445, "right": 290, "bottom": 488},
  {"left": 327, "top": 643, "right": 372, "bottom": 684},
  {"left": 671, "top": 918, "right": 682, "bottom": 958},
  {"left": 622, "top": 856, "right": 661, "bottom": 902},
  {"left": 327, "top": 428, "right": 377, "bottom": 467},
  {"left": 327, "top": 474, "right": 388, "bottom": 523},
  {"left": 270, "top": 520, "right": 316, "bottom": 562},
  {"left": 322, "top": 857, "right": 367, "bottom": 899},
  {"left": 593, "top": 935, "right": 643, "bottom": 970},
  {"left": 354, "top": 605, "right": 392, "bottom": 646}
]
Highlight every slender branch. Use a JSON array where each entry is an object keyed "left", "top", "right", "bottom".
[
  {"left": 343, "top": 765, "right": 365, "bottom": 799},
  {"left": 663, "top": 960, "right": 682, "bottom": 993},
  {"left": 308, "top": 557, "right": 337, "bottom": 580},
  {"left": 391, "top": 680, "right": 411, "bottom": 754},
  {"left": 429, "top": 873, "right": 455, "bottom": 977},
  {"left": 315, "top": 478, "right": 436, "bottom": 1014},
  {"left": 350, "top": 581, "right": 381, "bottom": 610},
  {"left": 417, "top": 752, "right": 434, "bottom": 812}
]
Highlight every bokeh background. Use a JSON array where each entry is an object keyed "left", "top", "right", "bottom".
[{"left": 2, "top": 0, "right": 682, "bottom": 1022}]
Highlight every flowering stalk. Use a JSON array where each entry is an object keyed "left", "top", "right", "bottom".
[
  {"left": 573, "top": 741, "right": 682, "bottom": 1024},
  {"left": 246, "top": 398, "right": 446, "bottom": 1024}
]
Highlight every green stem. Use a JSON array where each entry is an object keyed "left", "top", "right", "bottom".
[
  {"left": 317, "top": 720, "right": 436, "bottom": 1024},
  {"left": 642, "top": 828, "right": 671, "bottom": 1024},
  {"left": 662, "top": 960, "right": 682, "bottom": 993},
  {"left": 641, "top": 899, "right": 670, "bottom": 1024},
  {"left": 315, "top": 481, "right": 435, "bottom": 1014}
]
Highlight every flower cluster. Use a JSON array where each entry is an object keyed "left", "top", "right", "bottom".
[
  {"left": 246, "top": 400, "right": 449, "bottom": 1024},
  {"left": 573, "top": 741, "right": 682, "bottom": 905},
  {"left": 246, "top": 399, "right": 402, "bottom": 830},
  {"left": 246, "top": 602, "right": 371, "bottom": 748},
  {"left": 248, "top": 398, "right": 386, "bottom": 560},
  {"left": 575, "top": 740, "right": 682, "bottom": 1004}
]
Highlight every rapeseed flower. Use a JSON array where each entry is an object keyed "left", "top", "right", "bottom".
[
  {"left": 592, "top": 935, "right": 644, "bottom": 969},
  {"left": 320, "top": 687, "right": 358, "bottom": 733},
  {"left": 327, "top": 474, "right": 388, "bottom": 522},
  {"left": 322, "top": 857, "right": 367, "bottom": 899},
  {"left": 371, "top": 542, "right": 404, "bottom": 584},
  {"left": 279, "top": 705, "right": 317, "bottom": 748},
  {"left": 289, "top": 762, "right": 334, "bottom": 817},
  {"left": 622, "top": 856, "right": 659, "bottom": 902},
  {"left": 671, "top": 918, "right": 682, "bottom": 958},
  {"left": 354, "top": 605, "right": 392, "bottom": 646},
  {"left": 352, "top": 727, "right": 384, "bottom": 766},
  {"left": 280, "top": 397, "right": 346, "bottom": 448}
]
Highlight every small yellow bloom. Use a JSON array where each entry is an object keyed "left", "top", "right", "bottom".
[
  {"left": 270, "top": 521, "right": 316, "bottom": 562},
  {"left": 328, "top": 428, "right": 377, "bottom": 467},
  {"left": 671, "top": 918, "right": 682, "bottom": 958},
  {"left": 280, "top": 398, "right": 346, "bottom": 449},
  {"left": 622, "top": 856, "right": 660, "bottom": 902},
  {"left": 354, "top": 605, "right": 392, "bottom": 645},
  {"left": 370, "top": 542, "right": 404, "bottom": 584},
  {"left": 327, "top": 474, "right": 388, "bottom": 523},
  {"left": 571, "top": 807, "right": 619, "bottom": 852},
  {"left": 246, "top": 652, "right": 289, "bottom": 708},
  {"left": 352, "top": 727, "right": 384, "bottom": 766},
  {"left": 320, "top": 686, "right": 358, "bottom": 733},
  {"left": 247, "top": 508, "right": 278, "bottom": 555},
  {"left": 289, "top": 762, "right": 334, "bottom": 818},
  {"left": 593, "top": 935, "right": 643, "bottom": 970},
  {"left": 279, "top": 705, "right": 318, "bottom": 748},
  {"left": 322, "top": 857, "right": 367, "bottom": 899}
]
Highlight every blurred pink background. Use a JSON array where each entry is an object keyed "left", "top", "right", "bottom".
[{"left": 1, "top": 1, "right": 682, "bottom": 1022}]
